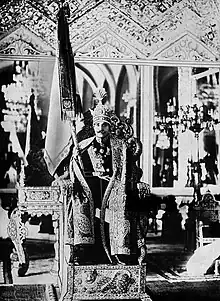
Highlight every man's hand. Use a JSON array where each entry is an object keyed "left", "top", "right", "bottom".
[
  {"left": 99, "top": 175, "right": 111, "bottom": 182},
  {"left": 92, "top": 172, "right": 110, "bottom": 182},
  {"left": 52, "top": 170, "right": 70, "bottom": 186}
]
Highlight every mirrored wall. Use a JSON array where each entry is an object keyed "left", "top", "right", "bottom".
[
  {"left": 0, "top": 59, "right": 55, "bottom": 188},
  {"left": 0, "top": 60, "right": 219, "bottom": 191},
  {"left": 0, "top": 60, "right": 141, "bottom": 185},
  {"left": 0, "top": 58, "right": 220, "bottom": 283},
  {"left": 152, "top": 66, "right": 220, "bottom": 188}
]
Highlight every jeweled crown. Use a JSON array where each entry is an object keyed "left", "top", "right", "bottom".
[{"left": 92, "top": 101, "right": 112, "bottom": 124}]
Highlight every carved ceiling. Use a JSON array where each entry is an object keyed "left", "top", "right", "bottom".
[
  {"left": 0, "top": 0, "right": 219, "bottom": 61},
  {"left": 152, "top": 31, "right": 217, "bottom": 61},
  {"left": 0, "top": 24, "right": 55, "bottom": 55}
]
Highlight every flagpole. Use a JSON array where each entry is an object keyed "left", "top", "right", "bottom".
[
  {"left": 70, "top": 120, "right": 84, "bottom": 173},
  {"left": 57, "top": 1, "right": 84, "bottom": 172}
]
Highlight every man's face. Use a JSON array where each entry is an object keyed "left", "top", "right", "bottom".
[{"left": 93, "top": 121, "right": 110, "bottom": 139}]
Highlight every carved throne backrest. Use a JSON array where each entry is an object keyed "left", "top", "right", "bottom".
[
  {"left": 195, "top": 190, "right": 220, "bottom": 223},
  {"left": 110, "top": 114, "right": 143, "bottom": 184}
]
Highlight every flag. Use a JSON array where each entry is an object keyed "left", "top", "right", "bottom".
[
  {"left": 57, "top": 4, "right": 82, "bottom": 121},
  {"left": 44, "top": 60, "right": 72, "bottom": 176},
  {"left": 44, "top": 3, "right": 83, "bottom": 176}
]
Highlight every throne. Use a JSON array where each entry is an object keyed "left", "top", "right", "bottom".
[
  {"left": 11, "top": 109, "right": 151, "bottom": 300},
  {"left": 54, "top": 112, "right": 152, "bottom": 301},
  {"left": 195, "top": 190, "right": 220, "bottom": 249}
]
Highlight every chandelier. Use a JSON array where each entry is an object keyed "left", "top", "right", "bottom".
[
  {"left": 179, "top": 97, "right": 219, "bottom": 135},
  {"left": 1, "top": 61, "right": 42, "bottom": 133},
  {"left": 153, "top": 97, "right": 179, "bottom": 187},
  {"left": 179, "top": 92, "right": 219, "bottom": 198},
  {"left": 153, "top": 86, "right": 220, "bottom": 190}
]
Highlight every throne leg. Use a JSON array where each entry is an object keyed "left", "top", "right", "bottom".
[
  {"left": 1, "top": 238, "right": 13, "bottom": 284},
  {"left": 138, "top": 244, "right": 147, "bottom": 266},
  {"left": 50, "top": 215, "right": 59, "bottom": 276},
  {"left": 7, "top": 208, "right": 29, "bottom": 276}
]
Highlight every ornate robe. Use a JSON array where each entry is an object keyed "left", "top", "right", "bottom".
[{"left": 70, "top": 134, "right": 138, "bottom": 256}]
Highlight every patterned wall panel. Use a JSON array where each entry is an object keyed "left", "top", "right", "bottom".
[{"left": 0, "top": 0, "right": 219, "bottom": 60}]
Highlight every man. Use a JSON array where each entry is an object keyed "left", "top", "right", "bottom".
[{"left": 68, "top": 97, "right": 144, "bottom": 265}]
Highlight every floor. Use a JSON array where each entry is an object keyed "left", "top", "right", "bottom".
[
  {"left": 1, "top": 231, "right": 220, "bottom": 301},
  {"left": 0, "top": 238, "right": 56, "bottom": 285},
  {"left": 0, "top": 233, "right": 202, "bottom": 285}
]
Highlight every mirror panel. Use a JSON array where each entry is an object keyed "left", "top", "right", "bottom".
[
  {"left": 1, "top": 60, "right": 220, "bottom": 189},
  {"left": 0, "top": 59, "right": 55, "bottom": 174},
  {"left": 153, "top": 66, "right": 220, "bottom": 188}
]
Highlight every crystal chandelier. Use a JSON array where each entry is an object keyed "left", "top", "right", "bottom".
[
  {"left": 1, "top": 61, "right": 42, "bottom": 133},
  {"left": 178, "top": 91, "right": 220, "bottom": 200},
  {"left": 153, "top": 97, "right": 179, "bottom": 187}
]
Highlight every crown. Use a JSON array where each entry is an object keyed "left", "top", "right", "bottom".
[
  {"left": 93, "top": 87, "right": 107, "bottom": 101},
  {"left": 92, "top": 101, "right": 112, "bottom": 124}
]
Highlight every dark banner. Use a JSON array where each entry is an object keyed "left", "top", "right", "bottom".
[{"left": 57, "top": 4, "right": 82, "bottom": 121}]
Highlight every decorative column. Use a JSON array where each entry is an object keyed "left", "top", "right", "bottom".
[
  {"left": 50, "top": 212, "right": 60, "bottom": 276},
  {"left": 140, "top": 65, "right": 154, "bottom": 186},
  {"left": 176, "top": 67, "right": 193, "bottom": 187}
]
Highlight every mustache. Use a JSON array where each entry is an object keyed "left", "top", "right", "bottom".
[{"left": 96, "top": 130, "right": 106, "bottom": 133}]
